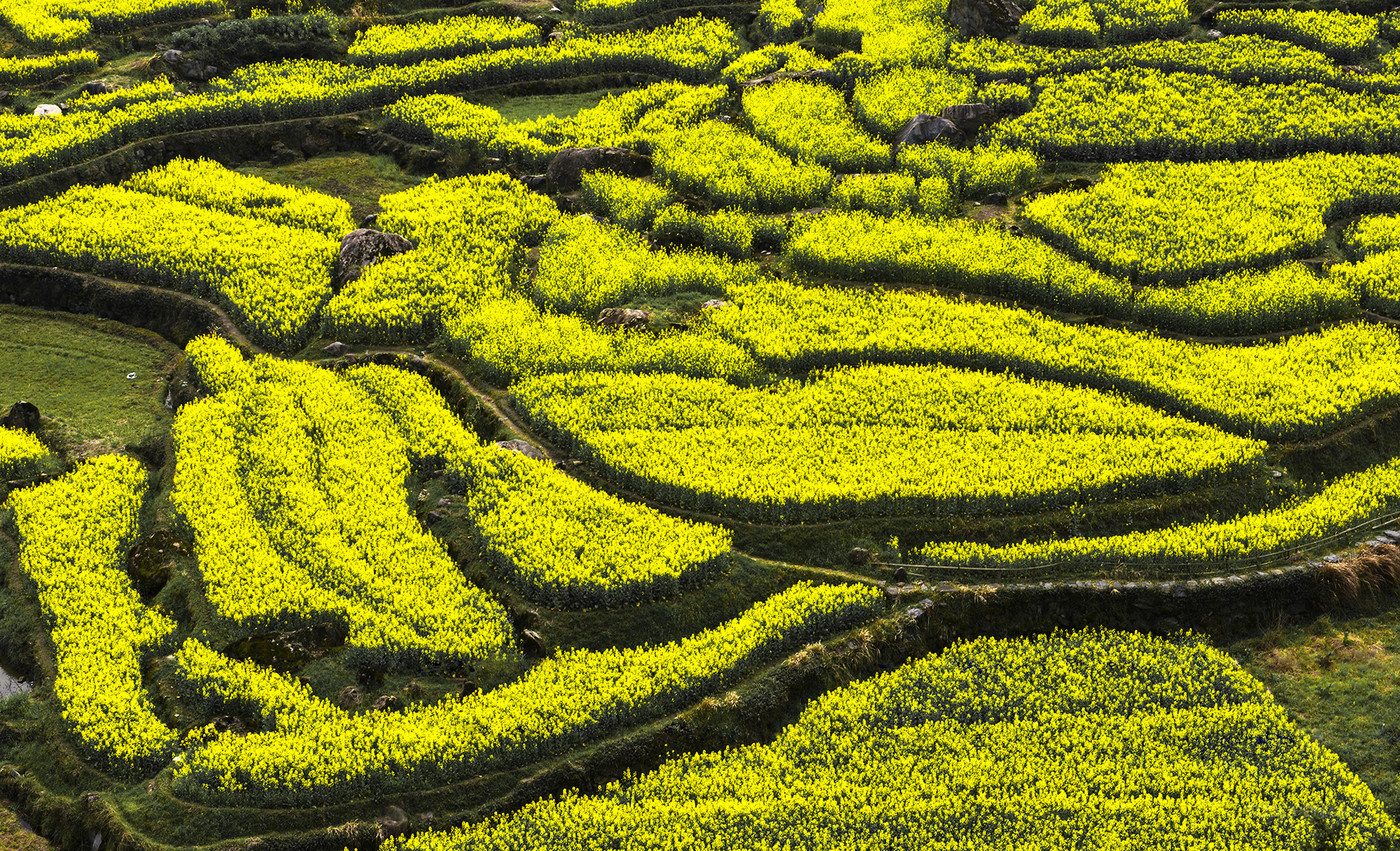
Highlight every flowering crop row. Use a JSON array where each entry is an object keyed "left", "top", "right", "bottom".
[
  {"left": 787, "top": 211, "right": 1130, "bottom": 316},
  {"left": 580, "top": 171, "right": 673, "bottom": 230},
  {"left": 896, "top": 141, "right": 1041, "bottom": 201},
  {"left": 950, "top": 35, "right": 1399, "bottom": 91},
  {"left": 707, "top": 279, "right": 1400, "bottom": 441},
  {"left": 813, "top": 0, "right": 952, "bottom": 70},
  {"left": 0, "top": 427, "right": 49, "bottom": 478},
  {"left": 1218, "top": 8, "right": 1379, "bottom": 63},
  {"left": 512, "top": 364, "right": 1265, "bottom": 523},
  {"left": 0, "top": 0, "right": 222, "bottom": 48},
  {"left": 533, "top": 215, "right": 753, "bottom": 315},
  {"left": 1018, "top": 0, "right": 1188, "bottom": 48},
  {"left": 7, "top": 455, "right": 177, "bottom": 771},
  {"left": 718, "top": 44, "right": 829, "bottom": 85},
  {"left": 174, "top": 337, "right": 514, "bottom": 668},
  {"left": 445, "top": 295, "right": 763, "bottom": 386},
  {"left": 0, "top": 49, "right": 97, "bottom": 85},
  {"left": 324, "top": 174, "right": 557, "bottom": 343},
  {"left": 344, "top": 363, "right": 732, "bottom": 607},
  {"left": 1132, "top": 264, "right": 1360, "bottom": 337},
  {"left": 0, "top": 16, "right": 741, "bottom": 183},
  {"left": 64, "top": 78, "right": 179, "bottom": 113},
  {"left": 1021, "top": 152, "right": 1400, "bottom": 284},
  {"left": 851, "top": 65, "right": 976, "bottom": 139},
  {"left": 990, "top": 67, "right": 1400, "bottom": 160},
  {"left": 347, "top": 15, "right": 540, "bottom": 65},
  {"left": 741, "top": 80, "right": 890, "bottom": 173},
  {"left": 390, "top": 629, "right": 1396, "bottom": 850},
  {"left": 0, "top": 183, "right": 336, "bottom": 349},
  {"left": 653, "top": 120, "right": 833, "bottom": 212},
  {"left": 922, "top": 449, "right": 1400, "bottom": 568},
  {"left": 122, "top": 157, "right": 354, "bottom": 238},
  {"left": 171, "top": 581, "right": 883, "bottom": 805}
]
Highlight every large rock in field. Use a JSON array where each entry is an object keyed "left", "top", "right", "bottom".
[
  {"left": 495, "top": 439, "right": 549, "bottom": 463},
  {"left": 893, "top": 115, "right": 963, "bottom": 152},
  {"left": 78, "top": 80, "right": 116, "bottom": 96},
  {"left": 946, "top": 0, "right": 1026, "bottom": 37},
  {"left": 545, "top": 147, "right": 651, "bottom": 192},
  {"left": 333, "top": 229, "right": 413, "bottom": 292},
  {"left": 597, "top": 307, "right": 651, "bottom": 330},
  {"left": 940, "top": 103, "right": 997, "bottom": 136},
  {"left": 1, "top": 401, "right": 40, "bottom": 434}
]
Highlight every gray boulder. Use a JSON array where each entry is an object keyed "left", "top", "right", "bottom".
[
  {"left": 495, "top": 439, "right": 549, "bottom": 463},
  {"left": 2, "top": 401, "right": 40, "bottom": 433},
  {"left": 597, "top": 307, "right": 651, "bottom": 330},
  {"left": 333, "top": 229, "right": 413, "bottom": 292},
  {"left": 940, "top": 103, "right": 997, "bottom": 135},
  {"left": 546, "top": 147, "right": 651, "bottom": 192},
  {"left": 893, "top": 115, "right": 963, "bottom": 153}
]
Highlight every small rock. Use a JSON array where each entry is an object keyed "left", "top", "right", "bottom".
[
  {"left": 892, "top": 566, "right": 908, "bottom": 582},
  {"left": 379, "top": 805, "right": 409, "bottom": 837},
  {"left": 982, "top": 192, "right": 1008, "bottom": 205},
  {"left": 425, "top": 510, "right": 447, "bottom": 525},
  {"left": 521, "top": 629, "right": 547, "bottom": 657},
  {"left": 211, "top": 716, "right": 247, "bottom": 735},
  {"left": 494, "top": 439, "right": 549, "bottom": 462},
  {"left": 2, "top": 400, "right": 40, "bottom": 433},
  {"left": 373, "top": 694, "right": 403, "bottom": 712},
  {"left": 1007, "top": 225, "right": 1024, "bottom": 236},
  {"left": 458, "top": 680, "right": 479, "bottom": 698},
  {"left": 521, "top": 174, "right": 550, "bottom": 193},
  {"left": 597, "top": 307, "right": 650, "bottom": 330},
  {"left": 893, "top": 115, "right": 963, "bottom": 153},
  {"left": 1206, "top": 28, "right": 1222, "bottom": 38},
  {"left": 336, "top": 686, "right": 362, "bottom": 710},
  {"left": 848, "top": 547, "right": 872, "bottom": 564},
  {"left": 323, "top": 341, "right": 349, "bottom": 357},
  {"left": 700, "top": 299, "right": 730, "bottom": 310},
  {"left": 32, "top": 104, "right": 61, "bottom": 118},
  {"left": 359, "top": 213, "right": 378, "bottom": 229},
  {"left": 78, "top": 80, "right": 116, "bottom": 96}
]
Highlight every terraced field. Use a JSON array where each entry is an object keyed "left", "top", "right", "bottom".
[{"left": 1, "top": 0, "right": 1400, "bottom": 846}]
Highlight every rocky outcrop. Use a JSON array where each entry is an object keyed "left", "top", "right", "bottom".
[
  {"left": 333, "top": 229, "right": 413, "bottom": 292},
  {"left": 546, "top": 147, "right": 651, "bottom": 192},
  {"left": 946, "top": 0, "right": 1027, "bottom": 38}
]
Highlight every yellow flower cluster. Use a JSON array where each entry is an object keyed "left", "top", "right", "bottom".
[
  {"left": 64, "top": 78, "right": 178, "bottom": 113},
  {"left": 0, "top": 426, "right": 49, "bottom": 478},
  {"left": 0, "top": 16, "right": 740, "bottom": 183},
  {"left": 1332, "top": 214, "right": 1400, "bottom": 316},
  {"left": 389, "top": 629, "right": 1397, "bottom": 851},
  {"left": 1133, "top": 263, "right": 1359, "bottom": 336},
  {"left": 122, "top": 156, "right": 353, "bottom": 238},
  {"left": 533, "top": 215, "right": 754, "bottom": 315},
  {"left": 0, "top": 183, "right": 336, "bottom": 349},
  {"left": 708, "top": 278, "right": 1400, "bottom": 441},
  {"left": 1022, "top": 152, "right": 1400, "bottom": 285},
  {"left": 896, "top": 141, "right": 1041, "bottom": 200},
  {"left": 0, "top": 0, "right": 221, "bottom": 48},
  {"left": 174, "top": 337, "right": 514, "bottom": 668},
  {"left": 1218, "top": 8, "right": 1379, "bottom": 62},
  {"left": 992, "top": 67, "right": 1400, "bottom": 160},
  {"left": 513, "top": 364, "right": 1265, "bottom": 523},
  {"left": 951, "top": 34, "right": 1396, "bottom": 90},
  {"left": 787, "top": 210, "right": 1129, "bottom": 315},
  {"left": 718, "top": 44, "right": 829, "bottom": 85},
  {"left": 0, "top": 49, "right": 97, "bottom": 85},
  {"left": 851, "top": 66, "right": 976, "bottom": 139},
  {"left": 580, "top": 171, "right": 673, "bottom": 230},
  {"left": 653, "top": 120, "right": 832, "bottom": 212},
  {"left": 170, "top": 581, "right": 882, "bottom": 805},
  {"left": 347, "top": 14, "right": 540, "bottom": 65},
  {"left": 813, "top": 0, "right": 952, "bottom": 69},
  {"left": 325, "top": 173, "right": 558, "bottom": 342},
  {"left": 344, "top": 362, "right": 733, "bottom": 607},
  {"left": 1018, "top": 0, "right": 1187, "bottom": 47},
  {"left": 922, "top": 450, "right": 1400, "bottom": 568},
  {"left": 175, "top": 639, "right": 341, "bottom": 736},
  {"left": 742, "top": 80, "right": 890, "bottom": 173},
  {"left": 444, "top": 295, "right": 762, "bottom": 385},
  {"left": 7, "top": 455, "right": 177, "bottom": 771}
]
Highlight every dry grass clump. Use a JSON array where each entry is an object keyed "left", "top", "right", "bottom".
[{"left": 1317, "top": 542, "right": 1400, "bottom": 604}]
